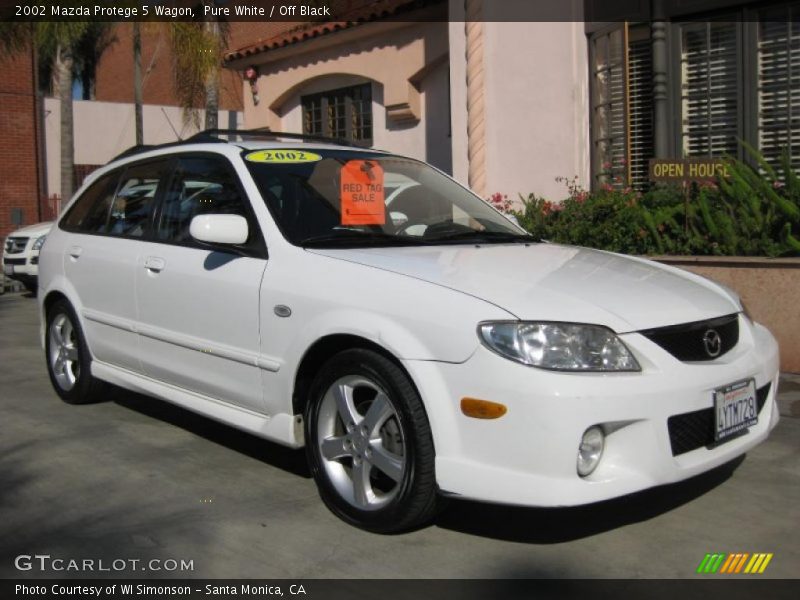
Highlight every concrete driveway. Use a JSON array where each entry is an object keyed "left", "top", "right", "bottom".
[{"left": 1, "top": 291, "right": 799, "bottom": 579}]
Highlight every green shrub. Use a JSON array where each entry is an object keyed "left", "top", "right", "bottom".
[{"left": 507, "top": 148, "right": 800, "bottom": 257}]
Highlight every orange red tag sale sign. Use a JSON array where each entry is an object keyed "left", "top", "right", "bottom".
[{"left": 340, "top": 160, "right": 385, "bottom": 225}]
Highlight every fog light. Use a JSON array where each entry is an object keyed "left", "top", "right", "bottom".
[{"left": 577, "top": 426, "right": 605, "bottom": 477}]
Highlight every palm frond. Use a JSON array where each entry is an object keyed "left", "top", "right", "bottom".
[{"left": 169, "top": 7, "right": 230, "bottom": 126}]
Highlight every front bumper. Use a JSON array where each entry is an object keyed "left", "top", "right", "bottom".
[
  {"left": 403, "top": 316, "right": 780, "bottom": 506},
  {"left": 3, "top": 255, "right": 40, "bottom": 282}
]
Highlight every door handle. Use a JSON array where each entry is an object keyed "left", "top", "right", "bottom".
[
  {"left": 144, "top": 256, "right": 166, "bottom": 272},
  {"left": 67, "top": 246, "right": 83, "bottom": 259}
]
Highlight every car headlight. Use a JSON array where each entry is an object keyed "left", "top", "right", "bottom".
[
  {"left": 478, "top": 321, "right": 641, "bottom": 372},
  {"left": 32, "top": 235, "right": 47, "bottom": 251}
]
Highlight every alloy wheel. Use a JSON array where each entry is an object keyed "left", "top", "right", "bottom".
[
  {"left": 315, "top": 375, "right": 406, "bottom": 510},
  {"left": 48, "top": 312, "right": 80, "bottom": 391}
]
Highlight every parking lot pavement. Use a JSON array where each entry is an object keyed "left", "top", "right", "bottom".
[{"left": 1, "top": 291, "right": 798, "bottom": 579}]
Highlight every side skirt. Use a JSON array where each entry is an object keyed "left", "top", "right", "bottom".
[{"left": 91, "top": 360, "right": 304, "bottom": 448}]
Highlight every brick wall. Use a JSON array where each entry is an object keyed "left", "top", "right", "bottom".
[
  {"left": 94, "top": 23, "right": 245, "bottom": 111},
  {"left": 0, "top": 47, "right": 42, "bottom": 240}
]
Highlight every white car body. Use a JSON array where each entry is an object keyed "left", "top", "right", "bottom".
[
  {"left": 3, "top": 221, "right": 53, "bottom": 291},
  {"left": 38, "top": 140, "right": 780, "bottom": 517}
]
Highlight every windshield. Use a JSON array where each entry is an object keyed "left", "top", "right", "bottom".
[{"left": 243, "top": 149, "right": 533, "bottom": 247}]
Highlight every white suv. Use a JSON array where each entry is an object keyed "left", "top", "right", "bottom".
[
  {"left": 3, "top": 221, "right": 52, "bottom": 293},
  {"left": 38, "top": 131, "right": 780, "bottom": 532}
]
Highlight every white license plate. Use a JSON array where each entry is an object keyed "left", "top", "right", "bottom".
[
  {"left": 3, "top": 264, "right": 13, "bottom": 276},
  {"left": 714, "top": 379, "right": 758, "bottom": 442}
]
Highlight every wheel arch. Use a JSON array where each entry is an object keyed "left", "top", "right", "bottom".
[
  {"left": 292, "top": 334, "right": 420, "bottom": 418},
  {"left": 41, "top": 289, "right": 71, "bottom": 348},
  {"left": 43, "top": 289, "right": 70, "bottom": 316}
]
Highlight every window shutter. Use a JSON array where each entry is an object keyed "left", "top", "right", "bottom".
[
  {"left": 590, "top": 24, "right": 654, "bottom": 191},
  {"left": 757, "top": 4, "right": 800, "bottom": 171},
  {"left": 628, "top": 27, "right": 655, "bottom": 189},
  {"left": 590, "top": 26, "right": 628, "bottom": 189},
  {"left": 679, "top": 21, "right": 740, "bottom": 158}
]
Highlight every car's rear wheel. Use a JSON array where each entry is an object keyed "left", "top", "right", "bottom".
[
  {"left": 305, "top": 348, "right": 439, "bottom": 533},
  {"left": 45, "top": 299, "right": 107, "bottom": 404}
]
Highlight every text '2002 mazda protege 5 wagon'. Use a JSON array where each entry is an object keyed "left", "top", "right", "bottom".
[{"left": 39, "top": 130, "right": 780, "bottom": 532}]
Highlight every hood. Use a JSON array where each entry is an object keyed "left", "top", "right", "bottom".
[
  {"left": 308, "top": 244, "right": 739, "bottom": 333},
  {"left": 7, "top": 221, "right": 53, "bottom": 237}
]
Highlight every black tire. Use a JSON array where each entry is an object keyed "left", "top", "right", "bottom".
[
  {"left": 305, "top": 348, "right": 439, "bottom": 533},
  {"left": 45, "top": 299, "right": 107, "bottom": 404}
]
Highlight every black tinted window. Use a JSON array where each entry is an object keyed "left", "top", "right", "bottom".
[
  {"left": 61, "top": 172, "right": 119, "bottom": 232},
  {"left": 243, "top": 150, "right": 523, "bottom": 247},
  {"left": 157, "top": 156, "right": 253, "bottom": 244},
  {"left": 107, "top": 161, "right": 166, "bottom": 238}
]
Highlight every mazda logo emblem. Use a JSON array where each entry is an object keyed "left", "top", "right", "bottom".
[{"left": 703, "top": 329, "right": 722, "bottom": 357}]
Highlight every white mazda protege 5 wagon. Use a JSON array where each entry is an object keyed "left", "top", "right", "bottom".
[{"left": 38, "top": 130, "right": 780, "bottom": 532}]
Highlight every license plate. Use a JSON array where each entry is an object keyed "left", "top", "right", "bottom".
[
  {"left": 3, "top": 264, "right": 13, "bottom": 276},
  {"left": 714, "top": 379, "right": 758, "bottom": 442}
]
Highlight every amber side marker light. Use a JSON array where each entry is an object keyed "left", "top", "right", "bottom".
[{"left": 460, "top": 398, "right": 507, "bottom": 419}]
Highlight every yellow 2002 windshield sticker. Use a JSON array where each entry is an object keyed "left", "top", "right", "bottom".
[{"left": 245, "top": 150, "right": 322, "bottom": 164}]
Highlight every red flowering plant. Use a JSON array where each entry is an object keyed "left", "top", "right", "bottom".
[{"left": 487, "top": 192, "right": 514, "bottom": 214}]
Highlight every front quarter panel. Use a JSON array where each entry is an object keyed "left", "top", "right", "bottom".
[{"left": 258, "top": 248, "right": 515, "bottom": 417}]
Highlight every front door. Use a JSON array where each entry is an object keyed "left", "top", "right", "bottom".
[{"left": 134, "top": 154, "right": 268, "bottom": 413}]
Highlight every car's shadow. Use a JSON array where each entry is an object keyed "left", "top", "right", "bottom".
[
  {"left": 107, "top": 387, "right": 744, "bottom": 543},
  {"left": 434, "top": 454, "right": 745, "bottom": 543},
  {"left": 110, "top": 388, "right": 311, "bottom": 479}
]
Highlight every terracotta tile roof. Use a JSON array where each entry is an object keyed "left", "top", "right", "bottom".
[{"left": 224, "top": 0, "right": 435, "bottom": 62}]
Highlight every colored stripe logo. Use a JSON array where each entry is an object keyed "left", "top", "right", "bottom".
[{"left": 696, "top": 553, "right": 773, "bottom": 574}]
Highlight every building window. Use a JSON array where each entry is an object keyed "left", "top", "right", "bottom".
[
  {"left": 677, "top": 20, "right": 740, "bottom": 159},
  {"left": 757, "top": 3, "right": 800, "bottom": 170},
  {"left": 301, "top": 84, "right": 373, "bottom": 145},
  {"left": 589, "top": 2, "right": 800, "bottom": 188},
  {"left": 590, "top": 24, "right": 654, "bottom": 190}
]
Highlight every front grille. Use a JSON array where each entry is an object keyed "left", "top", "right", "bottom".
[
  {"left": 641, "top": 314, "right": 739, "bottom": 361},
  {"left": 3, "top": 257, "right": 26, "bottom": 265},
  {"left": 4, "top": 237, "right": 29, "bottom": 254},
  {"left": 667, "top": 382, "right": 771, "bottom": 456}
]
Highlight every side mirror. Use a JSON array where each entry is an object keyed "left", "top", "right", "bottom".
[{"left": 189, "top": 214, "right": 249, "bottom": 245}]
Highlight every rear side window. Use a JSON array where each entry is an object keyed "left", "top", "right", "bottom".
[
  {"left": 61, "top": 172, "right": 119, "bottom": 232},
  {"left": 61, "top": 160, "right": 167, "bottom": 236},
  {"left": 107, "top": 161, "right": 167, "bottom": 238},
  {"left": 156, "top": 156, "right": 260, "bottom": 248}
]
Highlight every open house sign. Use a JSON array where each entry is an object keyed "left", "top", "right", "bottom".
[{"left": 649, "top": 158, "right": 731, "bottom": 183}]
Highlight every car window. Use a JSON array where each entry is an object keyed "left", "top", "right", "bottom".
[
  {"left": 156, "top": 156, "right": 256, "bottom": 246},
  {"left": 107, "top": 161, "right": 167, "bottom": 238},
  {"left": 244, "top": 150, "right": 526, "bottom": 247},
  {"left": 61, "top": 171, "right": 120, "bottom": 233}
]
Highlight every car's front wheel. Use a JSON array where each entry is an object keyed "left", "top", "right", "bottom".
[
  {"left": 45, "top": 299, "right": 107, "bottom": 404},
  {"left": 305, "top": 348, "right": 439, "bottom": 533}
]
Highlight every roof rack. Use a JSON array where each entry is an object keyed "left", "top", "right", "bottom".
[
  {"left": 187, "top": 128, "right": 358, "bottom": 148},
  {"left": 110, "top": 128, "right": 359, "bottom": 162}
]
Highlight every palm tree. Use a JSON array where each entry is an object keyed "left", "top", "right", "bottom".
[
  {"left": 73, "top": 23, "right": 117, "bottom": 100},
  {"left": 45, "top": 24, "right": 99, "bottom": 202},
  {"left": 169, "top": 4, "right": 229, "bottom": 130}
]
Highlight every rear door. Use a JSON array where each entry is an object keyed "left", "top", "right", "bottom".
[
  {"left": 134, "top": 153, "right": 268, "bottom": 413},
  {"left": 61, "top": 159, "right": 168, "bottom": 372}
]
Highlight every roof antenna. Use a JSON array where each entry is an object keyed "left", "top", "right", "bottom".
[{"left": 161, "top": 108, "right": 182, "bottom": 141}]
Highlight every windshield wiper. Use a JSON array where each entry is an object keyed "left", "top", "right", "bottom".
[
  {"left": 299, "top": 231, "right": 421, "bottom": 247},
  {"left": 424, "top": 230, "right": 539, "bottom": 244}
]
